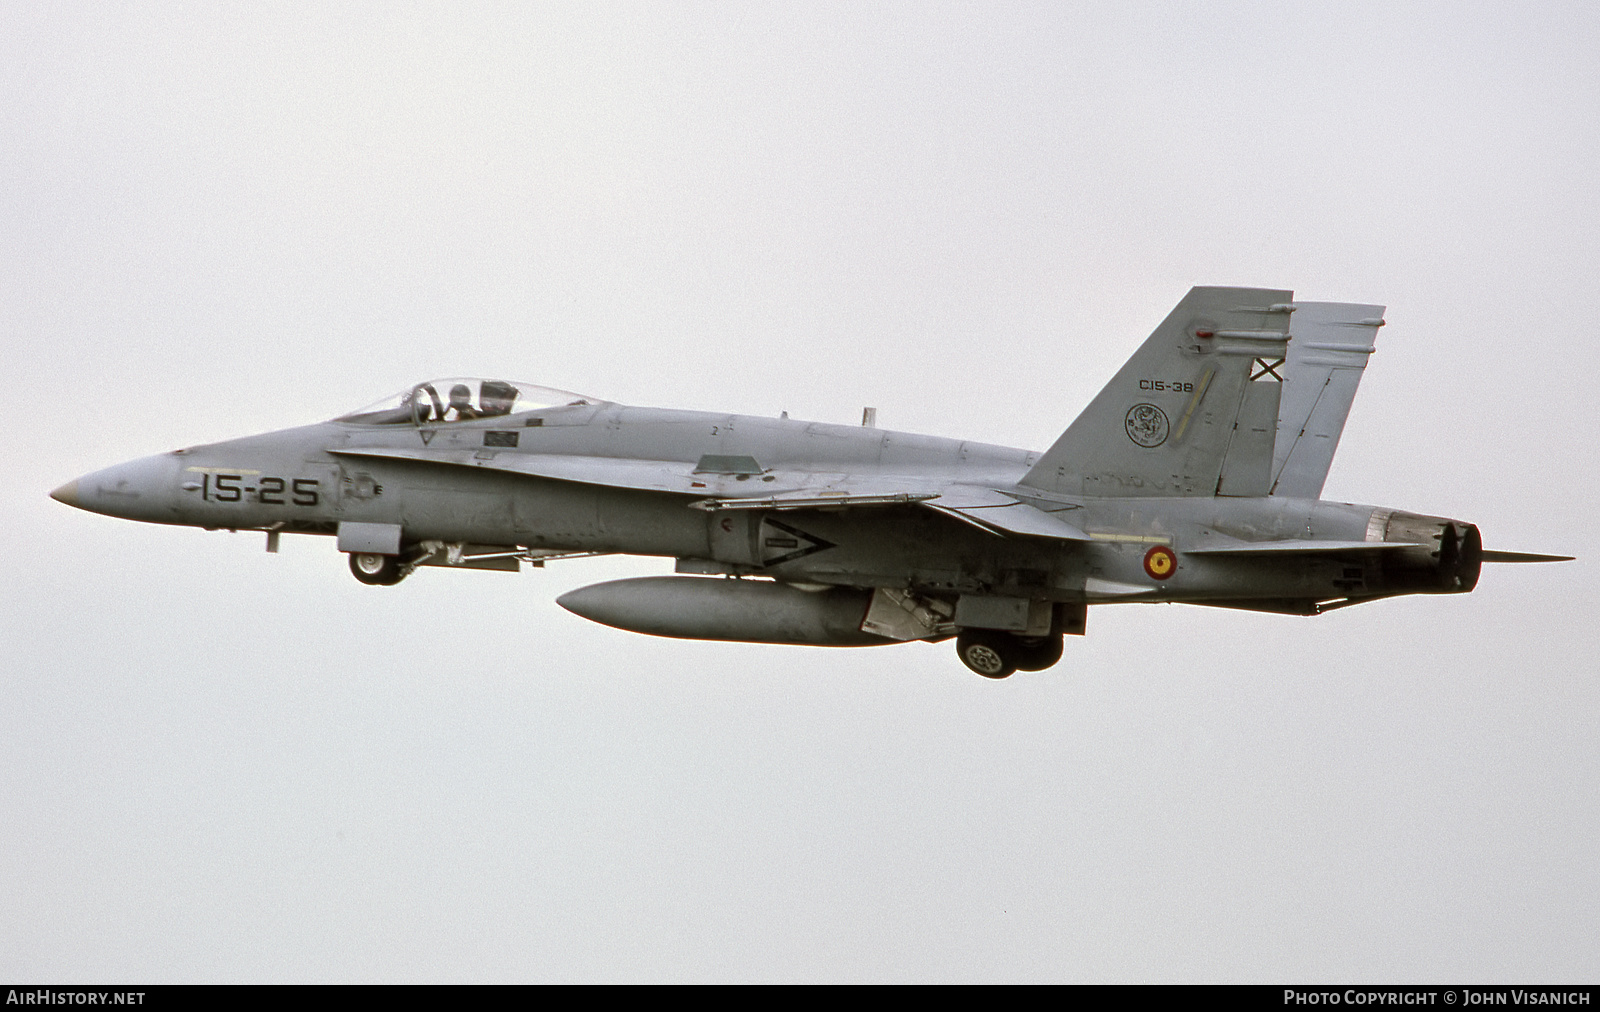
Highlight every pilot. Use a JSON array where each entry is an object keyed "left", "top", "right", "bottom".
[
  {"left": 479, "top": 380, "right": 518, "bottom": 416},
  {"left": 448, "top": 384, "right": 482, "bottom": 421}
]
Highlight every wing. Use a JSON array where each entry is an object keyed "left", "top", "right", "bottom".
[
  {"left": 331, "top": 447, "right": 1092, "bottom": 541},
  {"left": 919, "top": 486, "right": 1091, "bottom": 540},
  {"left": 331, "top": 446, "right": 936, "bottom": 501},
  {"left": 335, "top": 446, "right": 747, "bottom": 494}
]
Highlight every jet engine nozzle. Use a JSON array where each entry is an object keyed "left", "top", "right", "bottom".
[
  {"left": 557, "top": 576, "right": 892, "bottom": 646},
  {"left": 1376, "top": 511, "right": 1483, "bottom": 595}
]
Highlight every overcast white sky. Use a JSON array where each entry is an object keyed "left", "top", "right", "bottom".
[{"left": 4, "top": 2, "right": 1597, "bottom": 982}]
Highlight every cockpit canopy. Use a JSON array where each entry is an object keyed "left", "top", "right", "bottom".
[{"left": 336, "top": 378, "right": 598, "bottom": 426}]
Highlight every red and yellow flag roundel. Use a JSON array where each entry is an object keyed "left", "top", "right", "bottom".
[{"left": 1143, "top": 545, "right": 1177, "bottom": 580}]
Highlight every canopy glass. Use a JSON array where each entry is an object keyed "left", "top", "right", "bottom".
[{"left": 337, "top": 379, "right": 597, "bottom": 425}]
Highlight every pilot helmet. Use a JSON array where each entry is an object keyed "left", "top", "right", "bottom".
[{"left": 479, "top": 380, "right": 518, "bottom": 415}]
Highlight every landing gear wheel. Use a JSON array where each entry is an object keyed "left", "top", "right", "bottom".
[
  {"left": 1013, "top": 634, "right": 1064, "bottom": 672},
  {"left": 956, "top": 631, "right": 1017, "bottom": 679},
  {"left": 349, "top": 552, "right": 406, "bottom": 586}
]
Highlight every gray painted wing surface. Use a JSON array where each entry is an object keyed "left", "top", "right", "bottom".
[
  {"left": 330, "top": 446, "right": 971, "bottom": 498},
  {"left": 331, "top": 446, "right": 1095, "bottom": 540},
  {"left": 1184, "top": 539, "right": 1422, "bottom": 554},
  {"left": 923, "top": 487, "right": 1091, "bottom": 540},
  {"left": 333, "top": 447, "right": 732, "bottom": 494}
]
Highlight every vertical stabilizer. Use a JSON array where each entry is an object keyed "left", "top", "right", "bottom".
[
  {"left": 1270, "top": 302, "right": 1386, "bottom": 498},
  {"left": 1021, "top": 287, "right": 1293, "bottom": 498}
]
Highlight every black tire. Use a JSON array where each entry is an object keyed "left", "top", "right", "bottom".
[
  {"left": 349, "top": 551, "right": 405, "bottom": 586},
  {"left": 1012, "top": 634, "right": 1064, "bottom": 672},
  {"left": 956, "top": 631, "right": 1017, "bottom": 679}
]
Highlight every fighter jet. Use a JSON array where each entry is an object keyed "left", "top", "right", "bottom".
[{"left": 50, "top": 287, "right": 1569, "bottom": 677}]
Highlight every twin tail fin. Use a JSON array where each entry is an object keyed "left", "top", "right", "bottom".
[{"left": 1021, "top": 286, "right": 1294, "bottom": 498}]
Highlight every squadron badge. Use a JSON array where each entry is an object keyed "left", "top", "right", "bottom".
[{"left": 1124, "top": 403, "right": 1169, "bottom": 448}]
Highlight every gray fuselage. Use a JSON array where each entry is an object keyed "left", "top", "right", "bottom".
[{"left": 59, "top": 400, "right": 1409, "bottom": 608}]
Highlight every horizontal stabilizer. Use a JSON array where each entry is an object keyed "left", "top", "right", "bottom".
[
  {"left": 1189, "top": 540, "right": 1572, "bottom": 563},
  {"left": 1184, "top": 538, "right": 1424, "bottom": 555},
  {"left": 1480, "top": 550, "right": 1575, "bottom": 563}
]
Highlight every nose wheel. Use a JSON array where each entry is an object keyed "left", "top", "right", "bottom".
[{"left": 349, "top": 551, "right": 408, "bottom": 586}]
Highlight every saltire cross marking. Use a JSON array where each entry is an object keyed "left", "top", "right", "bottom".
[{"left": 1250, "top": 357, "right": 1285, "bottom": 382}]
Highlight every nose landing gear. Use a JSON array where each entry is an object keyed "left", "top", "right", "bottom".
[{"left": 349, "top": 551, "right": 408, "bottom": 586}]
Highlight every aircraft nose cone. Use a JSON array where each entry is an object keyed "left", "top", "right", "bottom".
[{"left": 51, "top": 455, "right": 181, "bottom": 521}]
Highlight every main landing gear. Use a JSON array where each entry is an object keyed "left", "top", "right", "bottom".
[{"left": 954, "top": 630, "right": 1066, "bottom": 679}]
